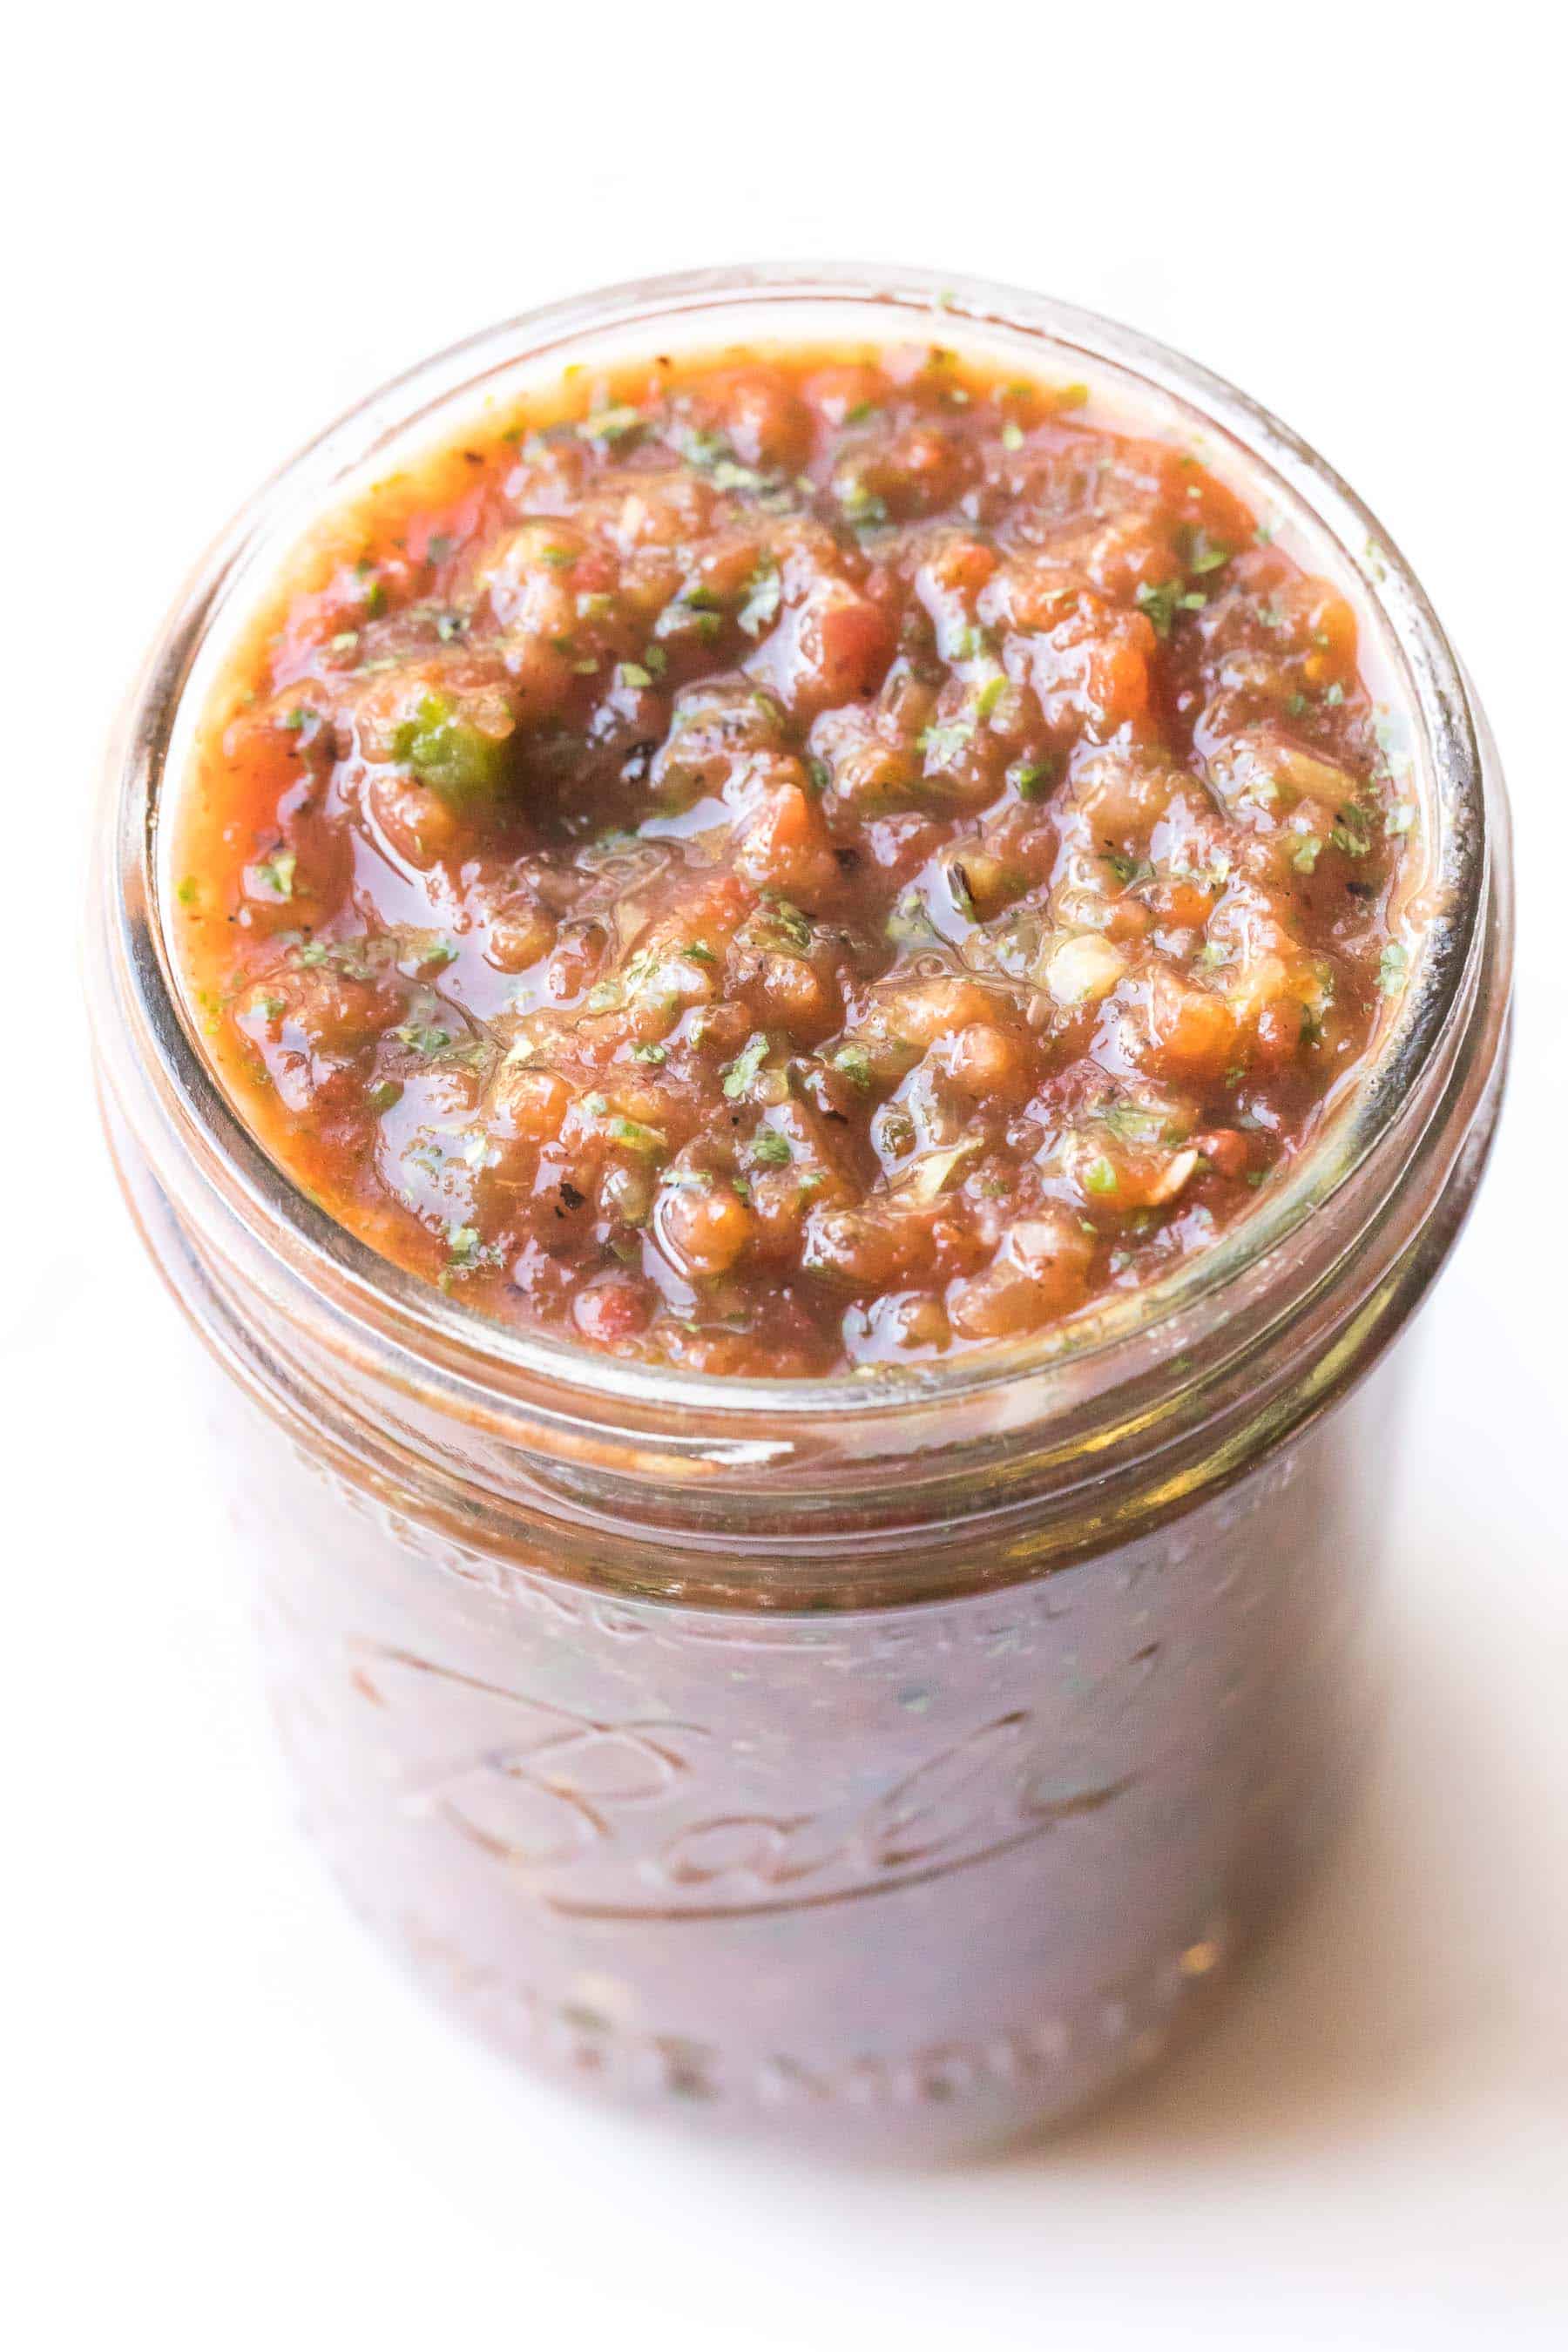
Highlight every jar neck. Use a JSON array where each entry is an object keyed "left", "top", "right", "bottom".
[{"left": 94, "top": 815, "right": 1510, "bottom": 1606}]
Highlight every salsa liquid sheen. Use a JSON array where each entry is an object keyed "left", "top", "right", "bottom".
[{"left": 173, "top": 343, "right": 1412, "bottom": 1376}]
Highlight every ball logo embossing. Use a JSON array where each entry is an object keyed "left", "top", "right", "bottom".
[{"left": 351, "top": 1641, "right": 1139, "bottom": 1919}]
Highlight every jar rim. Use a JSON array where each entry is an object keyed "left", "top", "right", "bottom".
[{"left": 96, "top": 260, "right": 1503, "bottom": 1473}]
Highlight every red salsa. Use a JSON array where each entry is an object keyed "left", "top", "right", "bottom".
[{"left": 172, "top": 346, "right": 1416, "bottom": 1376}]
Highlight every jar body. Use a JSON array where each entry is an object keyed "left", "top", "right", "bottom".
[
  {"left": 87, "top": 268, "right": 1515, "bottom": 2158},
  {"left": 219, "top": 1349, "right": 1395, "bottom": 2158}
]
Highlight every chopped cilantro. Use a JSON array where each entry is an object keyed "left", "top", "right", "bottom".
[
  {"left": 887, "top": 889, "right": 938, "bottom": 944},
  {"left": 407, "top": 936, "right": 456, "bottom": 972},
  {"left": 578, "top": 405, "right": 644, "bottom": 444},
  {"left": 1103, "top": 851, "right": 1156, "bottom": 887},
  {"left": 1103, "top": 1103, "right": 1167, "bottom": 1145},
  {"left": 680, "top": 427, "right": 729, "bottom": 470},
  {"left": 605, "top": 1114, "right": 667, "bottom": 1155},
  {"left": 836, "top": 476, "right": 889, "bottom": 527},
  {"left": 1180, "top": 527, "right": 1231, "bottom": 575},
  {"left": 255, "top": 848, "right": 297, "bottom": 900},
  {"left": 1010, "top": 758, "right": 1055, "bottom": 801},
  {"left": 721, "top": 1032, "right": 771, "bottom": 1098},
  {"left": 830, "top": 1043, "right": 874, "bottom": 1089},
  {"left": 737, "top": 558, "right": 781, "bottom": 639},
  {"left": 710, "top": 457, "right": 766, "bottom": 494},
  {"left": 392, "top": 1022, "right": 454, "bottom": 1056},
  {"left": 1135, "top": 578, "right": 1208, "bottom": 637},
  {"left": 919, "top": 719, "right": 974, "bottom": 767},
  {"left": 1330, "top": 804, "right": 1373, "bottom": 858},
  {"left": 1378, "top": 943, "right": 1409, "bottom": 995},
  {"left": 740, "top": 900, "right": 813, "bottom": 964}
]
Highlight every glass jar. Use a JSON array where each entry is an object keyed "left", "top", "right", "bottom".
[{"left": 88, "top": 265, "right": 1512, "bottom": 2159}]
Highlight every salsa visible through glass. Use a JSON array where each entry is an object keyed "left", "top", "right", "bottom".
[{"left": 171, "top": 342, "right": 1416, "bottom": 1377}]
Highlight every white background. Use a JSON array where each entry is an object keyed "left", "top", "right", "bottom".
[{"left": 6, "top": 6, "right": 1565, "bottom": 2344}]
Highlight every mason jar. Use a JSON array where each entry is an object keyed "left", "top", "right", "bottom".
[{"left": 87, "top": 265, "right": 1512, "bottom": 2159}]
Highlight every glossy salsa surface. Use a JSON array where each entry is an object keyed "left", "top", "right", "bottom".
[{"left": 172, "top": 344, "right": 1416, "bottom": 1377}]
